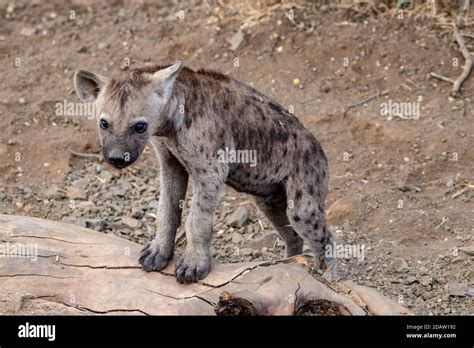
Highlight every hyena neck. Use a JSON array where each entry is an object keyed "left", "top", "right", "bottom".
[{"left": 153, "top": 91, "right": 185, "bottom": 138}]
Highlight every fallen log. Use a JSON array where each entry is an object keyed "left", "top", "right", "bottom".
[{"left": 0, "top": 214, "right": 412, "bottom": 315}]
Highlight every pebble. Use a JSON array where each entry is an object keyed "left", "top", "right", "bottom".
[
  {"left": 121, "top": 216, "right": 140, "bottom": 229},
  {"left": 392, "top": 257, "right": 409, "bottom": 273},
  {"left": 131, "top": 207, "right": 144, "bottom": 219},
  {"left": 76, "top": 201, "right": 95, "bottom": 210},
  {"left": 231, "top": 231, "right": 244, "bottom": 244},
  {"left": 418, "top": 266, "right": 429, "bottom": 275},
  {"left": 447, "top": 282, "right": 467, "bottom": 296},
  {"left": 228, "top": 30, "right": 244, "bottom": 51},
  {"left": 240, "top": 248, "right": 253, "bottom": 256},
  {"left": 67, "top": 186, "right": 87, "bottom": 200},
  {"left": 226, "top": 206, "right": 250, "bottom": 228},
  {"left": 20, "top": 27, "right": 36, "bottom": 36},
  {"left": 71, "top": 178, "right": 90, "bottom": 190},
  {"left": 459, "top": 245, "right": 474, "bottom": 256},
  {"left": 46, "top": 186, "right": 66, "bottom": 200},
  {"left": 97, "top": 42, "right": 109, "bottom": 50},
  {"left": 85, "top": 218, "right": 106, "bottom": 231},
  {"left": 249, "top": 232, "right": 278, "bottom": 249}
]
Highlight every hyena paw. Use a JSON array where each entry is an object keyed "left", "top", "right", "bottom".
[
  {"left": 175, "top": 251, "right": 211, "bottom": 284},
  {"left": 138, "top": 241, "right": 172, "bottom": 272}
]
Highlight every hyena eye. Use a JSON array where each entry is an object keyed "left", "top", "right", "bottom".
[
  {"left": 134, "top": 122, "right": 148, "bottom": 133},
  {"left": 100, "top": 119, "right": 109, "bottom": 130}
]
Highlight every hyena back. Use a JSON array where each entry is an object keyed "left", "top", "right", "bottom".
[{"left": 74, "top": 61, "right": 335, "bottom": 283}]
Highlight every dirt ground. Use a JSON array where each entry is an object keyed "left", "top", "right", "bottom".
[{"left": 0, "top": 1, "right": 473, "bottom": 315}]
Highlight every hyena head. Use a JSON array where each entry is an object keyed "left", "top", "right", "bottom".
[{"left": 73, "top": 61, "right": 183, "bottom": 169}]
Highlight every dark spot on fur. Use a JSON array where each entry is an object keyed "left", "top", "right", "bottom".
[
  {"left": 268, "top": 101, "right": 284, "bottom": 114},
  {"left": 185, "top": 116, "right": 192, "bottom": 129},
  {"left": 307, "top": 184, "right": 315, "bottom": 196},
  {"left": 313, "top": 221, "right": 319, "bottom": 230},
  {"left": 304, "top": 150, "right": 311, "bottom": 162},
  {"left": 295, "top": 190, "right": 302, "bottom": 200},
  {"left": 293, "top": 215, "right": 301, "bottom": 222}
]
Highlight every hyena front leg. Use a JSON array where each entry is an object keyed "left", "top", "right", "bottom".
[
  {"left": 175, "top": 169, "right": 226, "bottom": 284},
  {"left": 139, "top": 140, "right": 188, "bottom": 272}
]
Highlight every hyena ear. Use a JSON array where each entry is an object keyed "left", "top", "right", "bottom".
[
  {"left": 74, "top": 70, "right": 108, "bottom": 103},
  {"left": 149, "top": 60, "right": 183, "bottom": 97}
]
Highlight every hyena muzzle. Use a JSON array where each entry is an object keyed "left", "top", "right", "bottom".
[{"left": 74, "top": 60, "right": 337, "bottom": 284}]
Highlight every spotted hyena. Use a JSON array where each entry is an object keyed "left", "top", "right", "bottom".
[{"left": 74, "top": 60, "right": 336, "bottom": 283}]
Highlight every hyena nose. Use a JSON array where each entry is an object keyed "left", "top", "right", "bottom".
[{"left": 108, "top": 155, "right": 127, "bottom": 167}]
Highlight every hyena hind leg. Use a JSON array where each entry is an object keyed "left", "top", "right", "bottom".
[
  {"left": 254, "top": 192, "right": 304, "bottom": 258},
  {"left": 285, "top": 186, "right": 338, "bottom": 278}
]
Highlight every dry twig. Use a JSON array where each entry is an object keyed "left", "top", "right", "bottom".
[
  {"left": 342, "top": 90, "right": 388, "bottom": 118},
  {"left": 67, "top": 148, "right": 102, "bottom": 159}
]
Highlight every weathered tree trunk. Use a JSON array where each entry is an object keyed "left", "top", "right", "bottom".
[{"left": 0, "top": 214, "right": 412, "bottom": 315}]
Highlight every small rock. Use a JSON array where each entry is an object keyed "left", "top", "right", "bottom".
[
  {"left": 226, "top": 206, "right": 250, "bottom": 228},
  {"left": 76, "top": 201, "right": 95, "bottom": 210},
  {"left": 85, "top": 218, "right": 106, "bottom": 231},
  {"left": 421, "top": 277, "right": 432, "bottom": 287},
  {"left": 121, "top": 217, "right": 140, "bottom": 229},
  {"left": 392, "top": 257, "right": 409, "bottom": 273},
  {"left": 20, "top": 27, "right": 36, "bottom": 36},
  {"left": 67, "top": 186, "right": 87, "bottom": 200},
  {"left": 113, "top": 182, "right": 131, "bottom": 197},
  {"left": 120, "top": 59, "right": 130, "bottom": 70},
  {"left": 240, "top": 248, "right": 253, "bottom": 256},
  {"left": 46, "top": 186, "right": 66, "bottom": 199},
  {"left": 251, "top": 250, "right": 261, "bottom": 258},
  {"left": 419, "top": 266, "right": 429, "bottom": 275},
  {"left": 97, "top": 42, "right": 109, "bottom": 50},
  {"left": 446, "top": 177, "right": 455, "bottom": 188},
  {"left": 249, "top": 232, "right": 279, "bottom": 249},
  {"left": 459, "top": 245, "right": 474, "bottom": 256},
  {"left": 406, "top": 276, "right": 418, "bottom": 285},
  {"left": 231, "top": 231, "right": 244, "bottom": 244},
  {"left": 131, "top": 207, "right": 144, "bottom": 219},
  {"left": 228, "top": 30, "right": 244, "bottom": 51},
  {"left": 19, "top": 97, "right": 26, "bottom": 104},
  {"left": 446, "top": 282, "right": 468, "bottom": 296},
  {"left": 7, "top": 138, "right": 17, "bottom": 145},
  {"left": 71, "top": 178, "right": 90, "bottom": 190},
  {"left": 77, "top": 46, "right": 88, "bottom": 53},
  {"left": 261, "top": 247, "right": 268, "bottom": 253}
]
